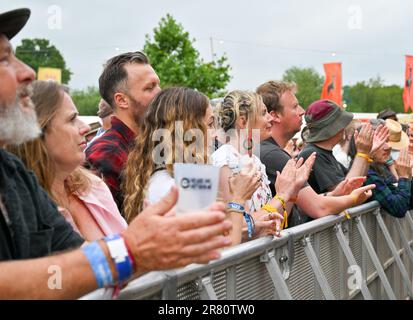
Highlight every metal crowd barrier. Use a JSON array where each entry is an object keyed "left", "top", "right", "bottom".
[{"left": 81, "top": 201, "right": 413, "bottom": 300}]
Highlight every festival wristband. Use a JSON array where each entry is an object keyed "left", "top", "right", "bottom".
[
  {"left": 262, "top": 203, "right": 278, "bottom": 213},
  {"left": 244, "top": 212, "right": 255, "bottom": 238},
  {"left": 82, "top": 241, "right": 114, "bottom": 288},
  {"left": 344, "top": 210, "right": 351, "bottom": 220},
  {"left": 280, "top": 210, "right": 288, "bottom": 230},
  {"left": 356, "top": 152, "right": 373, "bottom": 163},
  {"left": 123, "top": 236, "right": 137, "bottom": 273},
  {"left": 104, "top": 234, "right": 134, "bottom": 284},
  {"left": 227, "top": 202, "right": 245, "bottom": 213},
  {"left": 274, "top": 194, "right": 286, "bottom": 208},
  {"left": 350, "top": 193, "right": 359, "bottom": 206},
  {"left": 273, "top": 194, "right": 288, "bottom": 230},
  {"left": 289, "top": 197, "right": 298, "bottom": 203}
]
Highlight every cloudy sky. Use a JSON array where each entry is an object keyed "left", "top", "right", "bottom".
[{"left": 1, "top": 0, "right": 412, "bottom": 91}]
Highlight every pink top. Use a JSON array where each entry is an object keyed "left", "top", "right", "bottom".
[{"left": 59, "top": 173, "right": 127, "bottom": 237}]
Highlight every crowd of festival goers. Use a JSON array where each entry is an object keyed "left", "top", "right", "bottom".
[{"left": 1, "top": 8, "right": 412, "bottom": 299}]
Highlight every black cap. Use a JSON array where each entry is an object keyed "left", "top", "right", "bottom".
[
  {"left": 377, "top": 108, "right": 397, "bottom": 121},
  {"left": 0, "top": 8, "right": 30, "bottom": 40}
]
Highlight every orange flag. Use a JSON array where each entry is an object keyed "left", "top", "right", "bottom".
[
  {"left": 321, "top": 62, "right": 342, "bottom": 106},
  {"left": 403, "top": 55, "right": 413, "bottom": 112}
]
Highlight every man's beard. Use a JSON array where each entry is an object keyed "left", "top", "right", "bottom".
[
  {"left": 129, "top": 95, "right": 146, "bottom": 126},
  {"left": 0, "top": 86, "right": 41, "bottom": 146}
]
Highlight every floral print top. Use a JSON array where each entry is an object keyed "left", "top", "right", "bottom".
[{"left": 211, "top": 144, "right": 272, "bottom": 214}]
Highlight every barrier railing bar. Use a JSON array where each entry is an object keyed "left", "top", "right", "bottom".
[
  {"left": 335, "top": 223, "right": 372, "bottom": 300},
  {"left": 302, "top": 237, "right": 335, "bottom": 300},
  {"left": 394, "top": 219, "right": 413, "bottom": 265},
  {"left": 406, "top": 211, "right": 413, "bottom": 234},
  {"left": 261, "top": 251, "right": 293, "bottom": 300},
  {"left": 375, "top": 212, "right": 413, "bottom": 297},
  {"left": 161, "top": 271, "right": 178, "bottom": 300},
  {"left": 81, "top": 202, "right": 413, "bottom": 300},
  {"left": 226, "top": 266, "right": 237, "bottom": 300},
  {"left": 198, "top": 276, "right": 218, "bottom": 300},
  {"left": 355, "top": 216, "right": 396, "bottom": 300}
]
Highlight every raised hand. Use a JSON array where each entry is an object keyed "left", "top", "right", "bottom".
[
  {"left": 395, "top": 148, "right": 412, "bottom": 179},
  {"left": 370, "top": 124, "right": 390, "bottom": 160},
  {"left": 229, "top": 165, "right": 261, "bottom": 205},
  {"left": 330, "top": 176, "right": 366, "bottom": 196},
  {"left": 349, "top": 184, "right": 376, "bottom": 206},
  {"left": 354, "top": 123, "right": 374, "bottom": 154},
  {"left": 123, "top": 186, "right": 233, "bottom": 273},
  {"left": 295, "top": 152, "right": 316, "bottom": 188},
  {"left": 252, "top": 209, "right": 284, "bottom": 238},
  {"left": 275, "top": 154, "right": 315, "bottom": 201}
]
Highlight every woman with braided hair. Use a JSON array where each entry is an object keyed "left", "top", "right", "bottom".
[
  {"left": 123, "top": 87, "right": 261, "bottom": 246},
  {"left": 212, "top": 90, "right": 316, "bottom": 240}
]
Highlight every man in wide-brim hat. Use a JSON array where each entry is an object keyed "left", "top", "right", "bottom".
[{"left": 297, "top": 99, "right": 376, "bottom": 194}]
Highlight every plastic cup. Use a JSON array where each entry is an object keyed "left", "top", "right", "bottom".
[{"left": 173, "top": 163, "right": 220, "bottom": 214}]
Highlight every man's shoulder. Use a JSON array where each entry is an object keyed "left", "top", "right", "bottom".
[
  {"left": 260, "top": 138, "right": 286, "bottom": 157},
  {"left": 86, "top": 129, "right": 124, "bottom": 155},
  {"left": 298, "top": 144, "right": 317, "bottom": 159},
  {"left": 259, "top": 139, "right": 291, "bottom": 173},
  {"left": 0, "top": 149, "right": 30, "bottom": 174}
]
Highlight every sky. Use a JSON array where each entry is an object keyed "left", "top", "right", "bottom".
[{"left": 1, "top": 0, "right": 412, "bottom": 91}]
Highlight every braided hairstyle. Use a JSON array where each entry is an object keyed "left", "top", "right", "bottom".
[{"left": 219, "top": 90, "right": 262, "bottom": 132}]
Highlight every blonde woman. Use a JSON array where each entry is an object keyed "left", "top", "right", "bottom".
[
  {"left": 212, "top": 90, "right": 316, "bottom": 240},
  {"left": 123, "top": 87, "right": 260, "bottom": 246},
  {"left": 6, "top": 81, "right": 127, "bottom": 241}
]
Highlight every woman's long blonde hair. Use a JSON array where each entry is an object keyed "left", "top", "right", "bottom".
[
  {"left": 123, "top": 87, "right": 209, "bottom": 222},
  {"left": 6, "top": 80, "right": 91, "bottom": 205}
]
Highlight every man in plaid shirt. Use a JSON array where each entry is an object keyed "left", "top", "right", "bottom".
[{"left": 86, "top": 52, "right": 160, "bottom": 212}]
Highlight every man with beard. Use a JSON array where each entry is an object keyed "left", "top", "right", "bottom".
[
  {"left": 0, "top": 8, "right": 231, "bottom": 299},
  {"left": 86, "top": 52, "right": 161, "bottom": 211}
]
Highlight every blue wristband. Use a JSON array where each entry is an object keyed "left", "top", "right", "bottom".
[
  {"left": 82, "top": 241, "right": 114, "bottom": 288},
  {"left": 104, "top": 234, "right": 133, "bottom": 284},
  {"left": 244, "top": 212, "right": 255, "bottom": 238},
  {"left": 228, "top": 202, "right": 254, "bottom": 238},
  {"left": 227, "top": 202, "right": 245, "bottom": 212}
]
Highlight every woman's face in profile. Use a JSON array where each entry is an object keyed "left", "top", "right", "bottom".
[{"left": 44, "top": 92, "right": 91, "bottom": 172}]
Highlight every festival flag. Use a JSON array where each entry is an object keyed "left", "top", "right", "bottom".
[
  {"left": 37, "top": 67, "right": 62, "bottom": 84},
  {"left": 403, "top": 55, "right": 413, "bottom": 112},
  {"left": 321, "top": 62, "right": 342, "bottom": 106}
]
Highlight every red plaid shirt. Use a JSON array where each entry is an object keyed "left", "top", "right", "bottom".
[{"left": 85, "top": 116, "right": 135, "bottom": 212}]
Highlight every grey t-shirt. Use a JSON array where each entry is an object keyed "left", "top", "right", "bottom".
[{"left": 298, "top": 143, "right": 348, "bottom": 194}]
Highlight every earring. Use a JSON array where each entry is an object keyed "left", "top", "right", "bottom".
[{"left": 243, "top": 138, "right": 254, "bottom": 151}]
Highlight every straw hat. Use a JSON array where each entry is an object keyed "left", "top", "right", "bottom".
[{"left": 385, "top": 119, "right": 409, "bottom": 150}]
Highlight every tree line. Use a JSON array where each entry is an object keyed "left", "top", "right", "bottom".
[{"left": 15, "top": 15, "right": 406, "bottom": 116}]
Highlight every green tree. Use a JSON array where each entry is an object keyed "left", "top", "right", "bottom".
[
  {"left": 71, "top": 87, "right": 101, "bottom": 116},
  {"left": 343, "top": 76, "right": 404, "bottom": 113},
  {"left": 143, "top": 14, "right": 231, "bottom": 98},
  {"left": 15, "top": 38, "right": 72, "bottom": 84},
  {"left": 282, "top": 66, "right": 324, "bottom": 109}
]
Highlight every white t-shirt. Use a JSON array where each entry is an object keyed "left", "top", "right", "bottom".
[
  {"left": 146, "top": 170, "right": 175, "bottom": 205},
  {"left": 211, "top": 144, "right": 272, "bottom": 214},
  {"left": 332, "top": 144, "right": 351, "bottom": 169}
]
